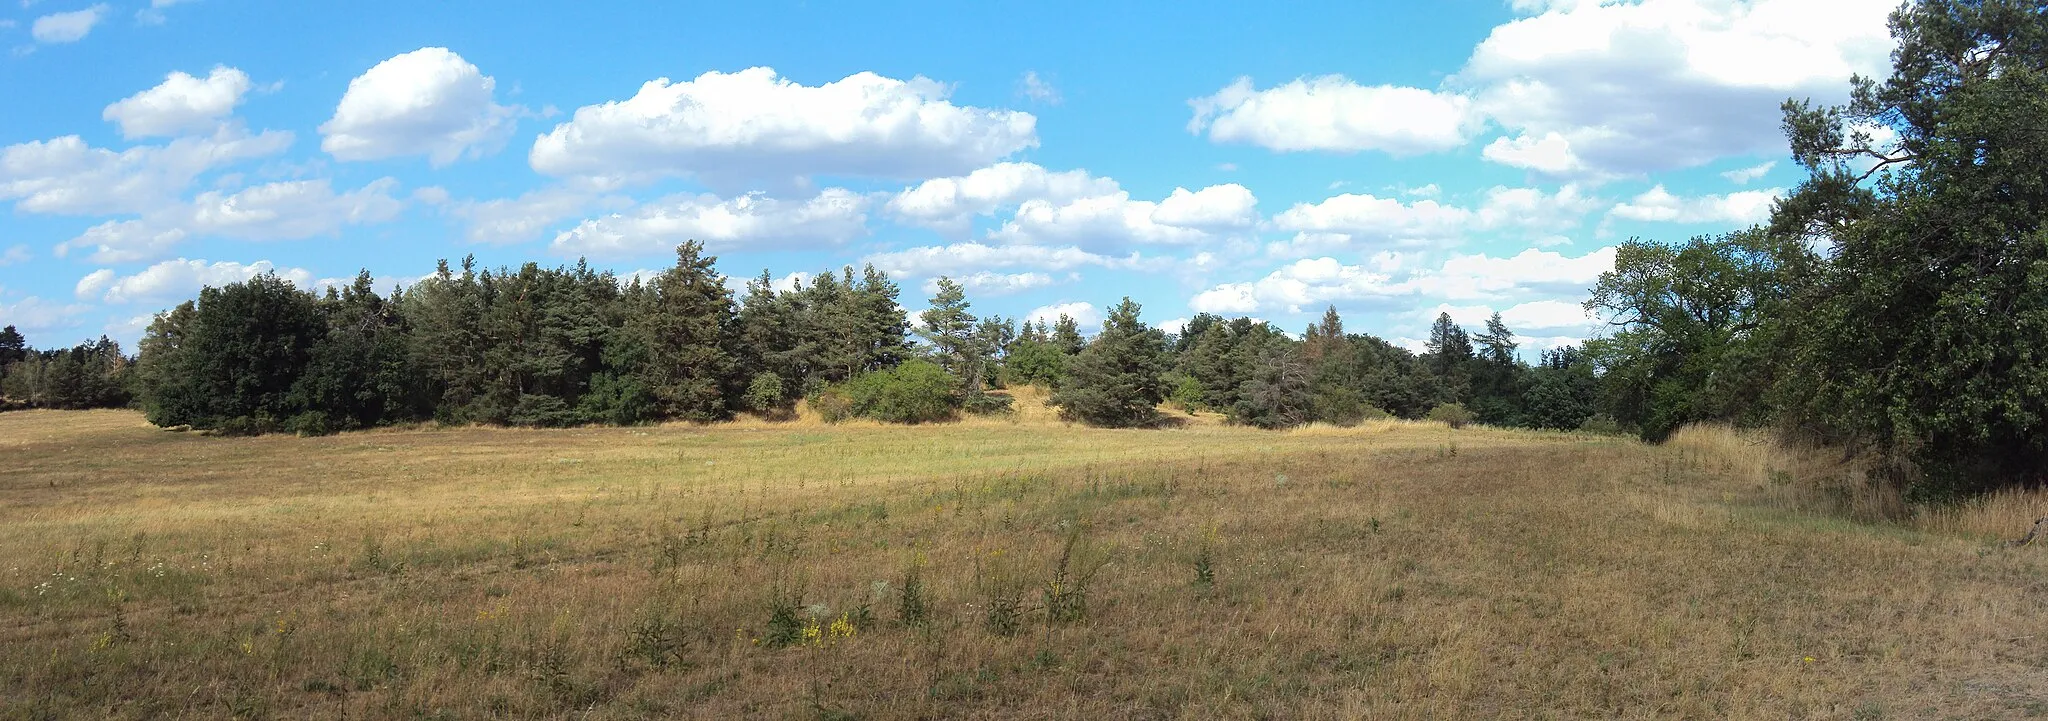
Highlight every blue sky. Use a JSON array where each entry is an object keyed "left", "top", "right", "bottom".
[{"left": 0, "top": 0, "right": 1898, "bottom": 354}]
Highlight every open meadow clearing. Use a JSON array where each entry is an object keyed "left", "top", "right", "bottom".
[{"left": 4, "top": 400, "right": 2048, "bottom": 720}]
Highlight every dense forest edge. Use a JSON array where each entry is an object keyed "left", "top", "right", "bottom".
[{"left": 4, "top": 1, "right": 2044, "bottom": 501}]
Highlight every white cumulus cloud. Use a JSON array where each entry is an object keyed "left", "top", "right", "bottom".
[
  {"left": 865, "top": 242, "right": 1145, "bottom": 280},
  {"left": 1721, "top": 160, "right": 1776, "bottom": 184},
  {"left": 1423, "top": 299, "right": 1598, "bottom": 333},
  {"left": 988, "top": 184, "right": 1257, "bottom": 249},
  {"left": 1026, "top": 301, "right": 1100, "bottom": 333},
  {"left": 886, "top": 162, "right": 1117, "bottom": 235},
  {"left": 441, "top": 186, "right": 632, "bottom": 244},
  {"left": 91, "top": 258, "right": 316, "bottom": 305},
  {"left": 1264, "top": 185, "right": 1598, "bottom": 257},
  {"left": 925, "top": 271, "right": 1059, "bottom": 297},
  {"left": 1191, "top": 254, "right": 1409, "bottom": 315},
  {"left": 1481, "top": 131, "right": 1586, "bottom": 175},
  {"left": 1462, "top": 0, "right": 1896, "bottom": 177},
  {"left": 1274, "top": 193, "right": 1473, "bottom": 239},
  {"left": 1499, "top": 299, "right": 1599, "bottom": 332},
  {"left": 0, "top": 244, "right": 34, "bottom": 266},
  {"left": 1607, "top": 185, "right": 1782, "bottom": 224},
  {"left": 136, "top": 0, "right": 194, "bottom": 24},
  {"left": 1474, "top": 184, "right": 1600, "bottom": 233},
  {"left": 0, "top": 126, "right": 293, "bottom": 215},
  {"left": 185, "top": 177, "right": 406, "bottom": 239},
  {"left": 54, "top": 177, "right": 405, "bottom": 262},
  {"left": 55, "top": 220, "right": 187, "bottom": 264},
  {"left": 1190, "top": 245, "right": 1618, "bottom": 315},
  {"left": 0, "top": 296, "right": 94, "bottom": 338},
  {"left": 1407, "top": 246, "right": 1619, "bottom": 300},
  {"left": 1017, "top": 71, "right": 1060, "bottom": 105},
  {"left": 1151, "top": 184, "right": 1258, "bottom": 229},
  {"left": 31, "top": 4, "right": 105, "bottom": 43},
  {"left": 320, "top": 47, "right": 518, "bottom": 167},
  {"left": 550, "top": 189, "right": 870, "bottom": 259},
  {"left": 74, "top": 268, "right": 115, "bottom": 298},
  {"left": 1188, "top": 76, "right": 1477, "bottom": 155},
  {"left": 530, "top": 67, "right": 1038, "bottom": 185},
  {"left": 103, "top": 66, "right": 252, "bottom": 138}
]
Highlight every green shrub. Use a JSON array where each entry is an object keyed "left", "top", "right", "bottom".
[
  {"left": 761, "top": 592, "right": 805, "bottom": 649},
  {"left": 1311, "top": 386, "right": 1373, "bottom": 426},
  {"left": 1427, "top": 402, "right": 1475, "bottom": 429},
  {"left": 896, "top": 561, "right": 930, "bottom": 628},
  {"left": 810, "top": 387, "right": 854, "bottom": 423},
  {"left": 286, "top": 411, "right": 333, "bottom": 437},
  {"left": 1578, "top": 413, "right": 1625, "bottom": 435},
  {"left": 1165, "top": 371, "right": 1204, "bottom": 414},
  {"left": 577, "top": 372, "right": 655, "bottom": 425},
  {"left": 744, "top": 372, "right": 786, "bottom": 414},
  {"left": 841, "top": 360, "right": 959, "bottom": 424},
  {"left": 1005, "top": 340, "right": 1069, "bottom": 389}
]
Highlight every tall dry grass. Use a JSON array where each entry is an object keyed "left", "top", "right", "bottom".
[
  {"left": 3, "top": 411, "right": 2047, "bottom": 719},
  {"left": 1666, "top": 424, "right": 2048, "bottom": 542}
]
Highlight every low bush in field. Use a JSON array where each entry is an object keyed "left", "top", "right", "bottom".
[
  {"left": 830, "top": 360, "right": 961, "bottom": 424},
  {"left": 1427, "top": 402, "right": 1475, "bottom": 429}
]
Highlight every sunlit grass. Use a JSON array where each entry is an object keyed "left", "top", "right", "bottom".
[{"left": 3, "top": 405, "right": 2046, "bottom": 719}]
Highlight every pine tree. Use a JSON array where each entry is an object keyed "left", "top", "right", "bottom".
[
  {"left": 1425, "top": 313, "right": 1472, "bottom": 367},
  {"left": 1050, "top": 298, "right": 1168, "bottom": 427},
  {"left": 1467, "top": 313, "right": 1526, "bottom": 426},
  {"left": 976, "top": 316, "right": 1015, "bottom": 385},
  {"left": 1017, "top": 319, "right": 1048, "bottom": 345},
  {"left": 625, "top": 241, "right": 739, "bottom": 422},
  {"left": 584, "top": 278, "right": 657, "bottom": 424},
  {"left": 796, "top": 269, "right": 860, "bottom": 385},
  {"left": 1233, "top": 343, "right": 1314, "bottom": 429},
  {"left": 917, "top": 277, "right": 983, "bottom": 390},
  {"left": 1, "top": 337, "right": 131, "bottom": 410},
  {"left": 1302, "top": 305, "right": 1344, "bottom": 364},
  {"left": 1051, "top": 314, "right": 1085, "bottom": 355},
  {"left": 855, "top": 265, "right": 912, "bottom": 373},
  {"left": 0, "top": 325, "right": 24, "bottom": 384},
  {"left": 1424, "top": 312, "right": 1474, "bottom": 398},
  {"left": 1005, "top": 334, "right": 1068, "bottom": 388},
  {"left": 736, "top": 269, "right": 801, "bottom": 405},
  {"left": 400, "top": 257, "right": 489, "bottom": 422},
  {"left": 1770, "top": 0, "right": 2048, "bottom": 493},
  {"left": 1185, "top": 323, "right": 1241, "bottom": 411},
  {"left": 290, "top": 271, "right": 419, "bottom": 431},
  {"left": 1473, "top": 312, "right": 1518, "bottom": 366},
  {"left": 1174, "top": 313, "right": 1221, "bottom": 356}
]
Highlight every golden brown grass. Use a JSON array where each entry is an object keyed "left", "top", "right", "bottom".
[
  {"left": 1666, "top": 424, "right": 2048, "bottom": 541},
  {"left": 3, "top": 407, "right": 2047, "bottom": 719}
]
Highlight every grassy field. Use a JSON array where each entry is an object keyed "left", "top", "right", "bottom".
[{"left": 4, "top": 392, "right": 2048, "bottom": 719}]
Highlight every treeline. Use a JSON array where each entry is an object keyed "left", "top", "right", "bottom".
[
  {"left": 0, "top": 326, "right": 132, "bottom": 411},
  {"left": 131, "top": 244, "right": 920, "bottom": 433},
  {"left": 80, "top": 237, "right": 1601, "bottom": 436},
  {"left": 10, "top": 1, "right": 2039, "bottom": 499},
  {"left": 1164, "top": 309, "right": 1600, "bottom": 431}
]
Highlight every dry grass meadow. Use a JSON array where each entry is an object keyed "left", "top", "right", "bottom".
[{"left": 4, "top": 388, "right": 2048, "bottom": 719}]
